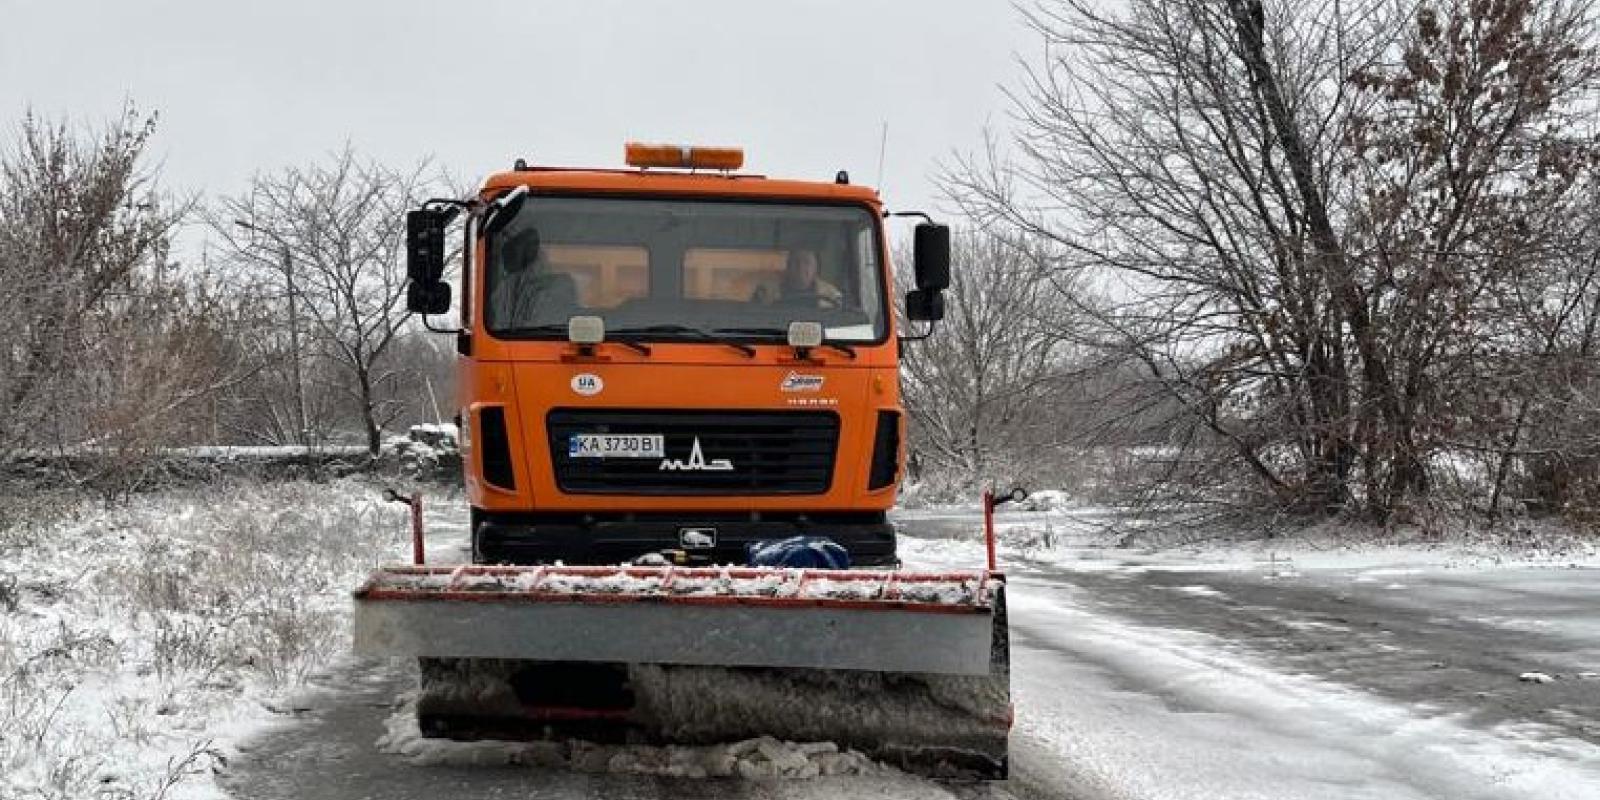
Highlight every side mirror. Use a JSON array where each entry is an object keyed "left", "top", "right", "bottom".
[
  {"left": 905, "top": 289, "right": 944, "bottom": 322},
  {"left": 407, "top": 280, "right": 451, "bottom": 315},
  {"left": 406, "top": 208, "right": 449, "bottom": 283},
  {"left": 913, "top": 223, "right": 950, "bottom": 292}
]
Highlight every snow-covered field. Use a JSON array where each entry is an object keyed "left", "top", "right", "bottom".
[{"left": 0, "top": 480, "right": 414, "bottom": 800}]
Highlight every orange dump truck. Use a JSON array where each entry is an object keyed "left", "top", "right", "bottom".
[{"left": 354, "top": 144, "right": 1010, "bottom": 776}]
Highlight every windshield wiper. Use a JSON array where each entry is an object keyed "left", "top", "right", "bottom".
[
  {"left": 496, "top": 323, "right": 650, "bottom": 355},
  {"left": 610, "top": 324, "right": 756, "bottom": 358},
  {"left": 496, "top": 323, "right": 567, "bottom": 335},
  {"left": 715, "top": 327, "right": 858, "bottom": 360}
]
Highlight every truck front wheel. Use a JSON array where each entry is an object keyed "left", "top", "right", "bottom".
[{"left": 469, "top": 506, "right": 488, "bottom": 564}]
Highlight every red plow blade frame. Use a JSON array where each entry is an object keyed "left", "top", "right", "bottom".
[{"left": 354, "top": 565, "right": 1003, "bottom": 677}]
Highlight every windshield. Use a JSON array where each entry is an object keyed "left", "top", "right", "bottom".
[{"left": 483, "top": 196, "right": 886, "bottom": 343}]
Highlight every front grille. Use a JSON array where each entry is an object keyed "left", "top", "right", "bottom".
[{"left": 547, "top": 409, "right": 839, "bottom": 495}]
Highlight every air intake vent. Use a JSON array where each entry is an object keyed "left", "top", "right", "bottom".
[
  {"left": 867, "top": 410, "right": 900, "bottom": 490},
  {"left": 479, "top": 407, "right": 516, "bottom": 490}
]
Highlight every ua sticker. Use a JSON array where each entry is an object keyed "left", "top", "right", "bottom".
[{"left": 571, "top": 373, "right": 603, "bottom": 396}]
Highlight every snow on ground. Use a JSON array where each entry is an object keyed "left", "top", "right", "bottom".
[
  {"left": 375, "top": 691, "right": 886, "bottom": 779},
  {"left": 12, "top": 477, "right": 1593, "bottom": 800},
  {"left": 897, "top": 504, "right": 1600, "bottom": 799},
  {"left": 899, "top": 503, "right": 1600, "bottom": 664},
  {"left": 222, "top": 661, "right": 979, "bottom": 800},
  {"left": 0, "top": 480, "right": 419, "bottom": 800},
  {"left": 169, "top": 445, "right": 372, "bottom": 459},
  {"left": 1004, "top": 588, "right": 1600, "bottom": 800},
  {"left": 895, "top": 501, "right": 1600, "bottom": 574}
]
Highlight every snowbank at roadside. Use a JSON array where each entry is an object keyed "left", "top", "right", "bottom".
[{"left": 894, "top": 503, "right": 1600, "bottom": 575}]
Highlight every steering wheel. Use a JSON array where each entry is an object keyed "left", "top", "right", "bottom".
[{"left": 780, "top": 291, "right": 841, "bottom": 310}]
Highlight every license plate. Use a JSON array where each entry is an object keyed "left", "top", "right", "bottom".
[{"left": 568, "top": 433, "right": 664, "bottom": 458}]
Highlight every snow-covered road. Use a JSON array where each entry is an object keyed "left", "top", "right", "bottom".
[
  {"left": 908, "top": 510, "right": 1600, "bottom": 800},
  {"left": 218, "top": 505, "right": 1010, "bottom": 800},
  {"left": 219, "top": 505, "right": 1600, "bottom": 799}
]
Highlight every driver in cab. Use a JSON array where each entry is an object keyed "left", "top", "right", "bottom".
[
  {"left": 753, "top": 249, "right": 842, "bottom": 308},
  {"left": 490, "top": 228, "right": 581, "bottom": 327}
]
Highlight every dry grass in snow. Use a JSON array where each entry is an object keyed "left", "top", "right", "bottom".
[{"left": 0, "top": 479, "right": 412, "bottom": 800}]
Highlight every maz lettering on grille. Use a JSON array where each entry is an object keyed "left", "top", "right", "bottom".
[{"left": 659, "top": 437, "right": 733, "bottom": 471}]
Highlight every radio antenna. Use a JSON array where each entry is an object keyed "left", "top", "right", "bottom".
[{"left": 875, "top": 122, "right": 889, "bottom": 192}]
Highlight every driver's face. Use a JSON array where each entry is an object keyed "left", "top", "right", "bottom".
[{"left": 793, "top": 253, "right": 818, "bottom": 285}]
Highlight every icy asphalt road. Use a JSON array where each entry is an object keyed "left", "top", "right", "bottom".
[{"left": 219, "top": 506, "right": 1600, "bottom": 799}]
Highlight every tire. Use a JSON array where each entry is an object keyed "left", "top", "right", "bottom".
[{"left": 469, "top": 506, "right": 488, "bottom": 565}]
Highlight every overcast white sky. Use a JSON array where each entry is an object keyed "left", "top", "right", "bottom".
[{"left": 1, "top": 0, "right": 1036, "bottom": 239}]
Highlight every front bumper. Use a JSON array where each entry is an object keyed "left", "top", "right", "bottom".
[{"left": 474, "top": 511, "right": 899, "bottom": 567}]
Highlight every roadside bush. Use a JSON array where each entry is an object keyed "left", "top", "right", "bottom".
[{"left": 0, "top": 479, "right": 413, "bottom": 799}]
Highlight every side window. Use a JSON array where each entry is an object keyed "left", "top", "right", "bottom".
[
  {"left": 461, "top": 221, "right": 473, "bottom": 327},
  {"left": 855, "top": 226, "right": 877, "bottom": 311}
]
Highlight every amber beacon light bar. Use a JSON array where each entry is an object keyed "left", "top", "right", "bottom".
[{"left": 625, "top": 141, "right": 745, "bottom": 171}]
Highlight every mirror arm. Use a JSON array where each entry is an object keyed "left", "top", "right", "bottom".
[
  {"left": 420, "top": 314, "right": 462, "bottom": 335},
  {"left": 898, "top": 319, "right": 936, "bottom": 343},
  {"left": 423, "top": 197, "right": 470, "bottom": 217},
  {"left": 480, "top": 186, "right": 530, "bottom": 238}
]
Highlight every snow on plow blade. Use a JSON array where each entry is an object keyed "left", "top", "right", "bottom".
[
  {"left": 353, "top": 565, "right": 1011, "bottom": 777},
  {"left": 354, "top": 565, "right": 998, "bottom": 674}
]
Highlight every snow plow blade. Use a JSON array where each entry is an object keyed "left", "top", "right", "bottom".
[{"left": 353, "top": 565, "right": 1010, "bottom": 777}]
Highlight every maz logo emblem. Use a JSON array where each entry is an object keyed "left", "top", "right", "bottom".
[{"left": 659, "top": 437, "right": 733, "bottom": 471}]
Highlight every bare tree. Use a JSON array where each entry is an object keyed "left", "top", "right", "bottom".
[
  {"left": 897, "top": 228, "right": 1080, "bottom": 494},
  {"left": 1482, "top": 174, "right": 1600, "bottom": 518},
  {"left": 210, "top": 147, "right": 439, "bottom": 455},
  {"left": 0, "top": 109, "right": 171, "bottom": 455},
  {"left": 0, "top": 107, "right": 257, "bottom": 501},
  {"left": 947, "top": 0, "right": 1600, "bottom": 525},
  {"left": 69, "top": 272, "right": 252, "bottom": 498}
]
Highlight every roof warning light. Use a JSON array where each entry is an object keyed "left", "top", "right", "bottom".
[{"left": 625, "top": 142, "right": 744, "bottom": 171}]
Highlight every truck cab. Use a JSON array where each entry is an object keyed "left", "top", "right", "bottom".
[{"left": 406, "top": 144, "right": 949, "bottom": 568}]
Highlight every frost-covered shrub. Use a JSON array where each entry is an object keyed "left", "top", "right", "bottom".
[{"left": 385, "top": 424, "right": 461, "bottom": 483}]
